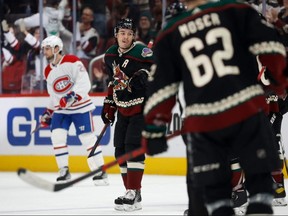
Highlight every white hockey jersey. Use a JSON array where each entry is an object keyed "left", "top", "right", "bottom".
[
  {"left": 14, "top": 7, "right": 71, "bottom": 37},
  {"left": 76, "top": 22, "right": 99, "bottom": 59},
  {"left": 44, "top": 55, "right": 95, "bottom": 114}
]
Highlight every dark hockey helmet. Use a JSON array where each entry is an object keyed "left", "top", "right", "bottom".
[
  {"left": 114, "top": 18, "right": 137, "bottom": 37},
  {"left": 165, "top": 1, "right": 188, "bottom": 20}
]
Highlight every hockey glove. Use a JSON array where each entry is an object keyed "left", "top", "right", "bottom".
[
  {"left": 59, "top": 91, "right": 80, "bottom": 109},
  {"left": 142, "top": 125, "right": 168, "bottom": 156},
  {"left": 40, "top": 108, "right": 54, "bottom": 128},
  {"left": 101, "top": 97, "right": 117, "bottom": 125},
  {"left": 129, "top": 69, "right": 149, "bottom": 91}
]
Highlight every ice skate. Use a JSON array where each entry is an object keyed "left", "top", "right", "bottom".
[
  {"left": 56, "top": 166, "right": 71, "bottom": 182},
  {"left": 232, "top": 187, "right": 248, "bottom": 215},
  {"left": 232, "top": 187, "right": 248, "bottom": 208},
  {"left": 273, "top": 183, "right": 287, "bottom": 206},
  {"left": 122, "top": 189, "right": 142, "bottom": 212},
  {"left": 272, "top": 197, "right": 287, "bottom": 206},
  {"left": 234, "top": 206, "right": 246, "bottom": 216},
  {"left": 183, "top": 209, "right": 188, "bottom": 216},
  {"left": 114, "top": 194, "right": 125, "bottom": 211},
  {"left": 92, "top": 171, "right": 109, "bottom": 186}
]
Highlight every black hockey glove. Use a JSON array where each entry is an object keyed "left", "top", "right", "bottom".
[
  {"left": 142, "top": 125, "right": 168, "bottom": 156},
  {"left": 101, "top": 96, "right": 117, "bottom": 125},
  {"left": 129, "top": 69, "right": 149, "bottom": 91}
]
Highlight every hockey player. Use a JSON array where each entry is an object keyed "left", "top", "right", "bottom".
[
  {"left": 40, "top": 35, "right": 108, "bottom": 186},
  {"left": 268, "top": 94, "right": 288, "bottom": 206},
  {"left": 142, "top": 0, "right": 288, "bottom": 215},
  {"left": 101, "top": 18, "right": 154, "bottom": 211},
  {"left": 259, "top": 66, "right": 288, "bottom": 206},
  {"left": 166, "top": 2, "right": 247, "bottom": 215}
]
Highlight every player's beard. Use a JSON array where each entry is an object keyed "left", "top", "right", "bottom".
[{"left": 46, "top": 54, "right": 54, "bottom": 62}]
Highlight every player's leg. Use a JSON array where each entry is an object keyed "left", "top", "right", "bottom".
[
  {"left": 113, "top": 112, "right": 129, "bottom": 211},
  {"left": 73, "top": 111, "right": 108, "bottom": 186},
  {"left": 237, "top": 112, "right": 281, "bottom": 214},
  {"left": 269, "top": 112, "right": 287, "bottom": 206},
  {"left": 50, "top": 113, "right": 71, "bottom": 182},
  {"left": 187, "top": 132, "right": 234, "bottom": 216},
  {"left": 122, "top": 113, "right": 145, "bottom": 212},
  {"left": 230, "top": 156, "right": 248, "bottom": 215},
  {"left": 182, "top": 134, "right": 208, "bottom": 216}
]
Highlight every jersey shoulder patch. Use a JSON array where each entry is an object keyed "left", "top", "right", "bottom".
[
  {"left": 133, "top": 43, "right": 153, "bottom": 58},
  {"left": 141, "top": 47, "right": 153, "bottom": 57}
]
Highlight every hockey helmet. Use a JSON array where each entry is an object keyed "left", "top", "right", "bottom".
[
  {"left": 114, "top": 18, "right": 137, "bottom": 37},
  {"left": 165, "top": 1, "right": 188, "bottom": 20},
  {"left": 41, "top": 35, "right": 63, "bottom": 52}
]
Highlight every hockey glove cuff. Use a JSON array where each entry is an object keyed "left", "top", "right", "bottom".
[
  {"left": 142, "top": 125, "right": 168, "bottom": 156},
  {"left": 101, "top": 97, "right": 117, "bottom": 125},
  {"left": 40, "top": 108, "right": 54, "bottom": 128}
]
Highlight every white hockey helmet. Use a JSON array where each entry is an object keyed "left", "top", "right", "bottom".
[{"left": 41, "top": 35, "right": 63, "bottom": 52}]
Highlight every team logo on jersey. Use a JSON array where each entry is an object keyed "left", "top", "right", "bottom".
[
  {"left": 141, "top": 47, "right": 153, "bottom": 57},
  {"left": 53, "top": 75, "right": 74, "bottom": 93},
  {"left": 112, "top": 62, "right": 130, "bottom": 91}
]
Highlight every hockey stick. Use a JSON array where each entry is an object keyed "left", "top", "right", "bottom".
[
  {"left": 17, "top": 130, "right": 182, "bottom": 192},
  {"left": 18, "top": 145, "right": 146, "bottom": 192},
  {"left": 88, "top": 123, "right": 109, "bottom": 158},
  {"left": 278, "top": 134, "right": 288, "bottom": 175},
  {"left": 31, "top": 123, "right": 42, "bottom": 135}
]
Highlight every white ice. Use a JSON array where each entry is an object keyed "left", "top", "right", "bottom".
[{"left": 0, "top": 172, "right": 287, "bottom": 215}]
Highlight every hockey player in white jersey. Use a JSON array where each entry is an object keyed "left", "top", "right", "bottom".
[{"left": 40, "top": 35, "right": 108, "bottom": 185}]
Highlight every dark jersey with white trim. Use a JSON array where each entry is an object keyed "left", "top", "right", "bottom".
[
  {"left": 144, "top": 0, "right": 286, "bottom": 132},
  {"left": 104, "top": 42, "right": 154, "bottom": 116}
]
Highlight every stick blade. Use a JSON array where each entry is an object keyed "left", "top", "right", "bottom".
[{"left": 17, "top": 168, "right": 56, "bottom": 192}]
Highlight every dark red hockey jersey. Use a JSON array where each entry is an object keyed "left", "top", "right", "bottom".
[{"left": 144, "top": 0, "right": 287, "bottom": 132}]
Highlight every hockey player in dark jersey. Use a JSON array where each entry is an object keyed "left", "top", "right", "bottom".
[
  {"left": 101, "top": 18, "right": 154, "bottom": 212},
  {"left": 258, "top": 66, "right": 288, "bottom": 206},
  {"left": 267, "top": 94, "right": 288, "bottom": 206},
  {"left": 142, "top": 0, "right": 288, "bottom": 215}
]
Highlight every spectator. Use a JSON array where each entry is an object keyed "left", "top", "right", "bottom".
[
  {"left": 1, "top": 20, "right": 28, "bottom": 93},
  {"left": 76, "top": 6, "right": 100, "bottom": 69},
  {"left": 14, "top": 0, "right": 72, "bottom": 54},
  {"left": 19, "top": 21, "right": 48, "bottom": 92},
  {"left": 91, "top": 58, "right": 108, "bottom": 92},
  {"left": 136, "top": 11, "right": 157, "bottom": 45},
  {"left": 80, "top": 0, "right": 107, "bottom": 38}
]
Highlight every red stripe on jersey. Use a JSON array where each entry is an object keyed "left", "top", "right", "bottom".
[
  {"left": 60, "top": 55, "right": 80, "bottom": 64},
  {"left": 44, "top": 65, "right": 52, "bottom": 80},
  {"left": 54, "top": 145, "right": 68, "bottom": 150},
  {"left": 182, "top": 95, "right": 267, "bottom": 132}
]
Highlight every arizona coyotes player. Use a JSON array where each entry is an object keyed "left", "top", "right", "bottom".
[
  {"left": 142, "top": 0, "right": 288, "bottom": 215},
  {"left": 101, "top": 18, "right": 154, "bottom": 212}
]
